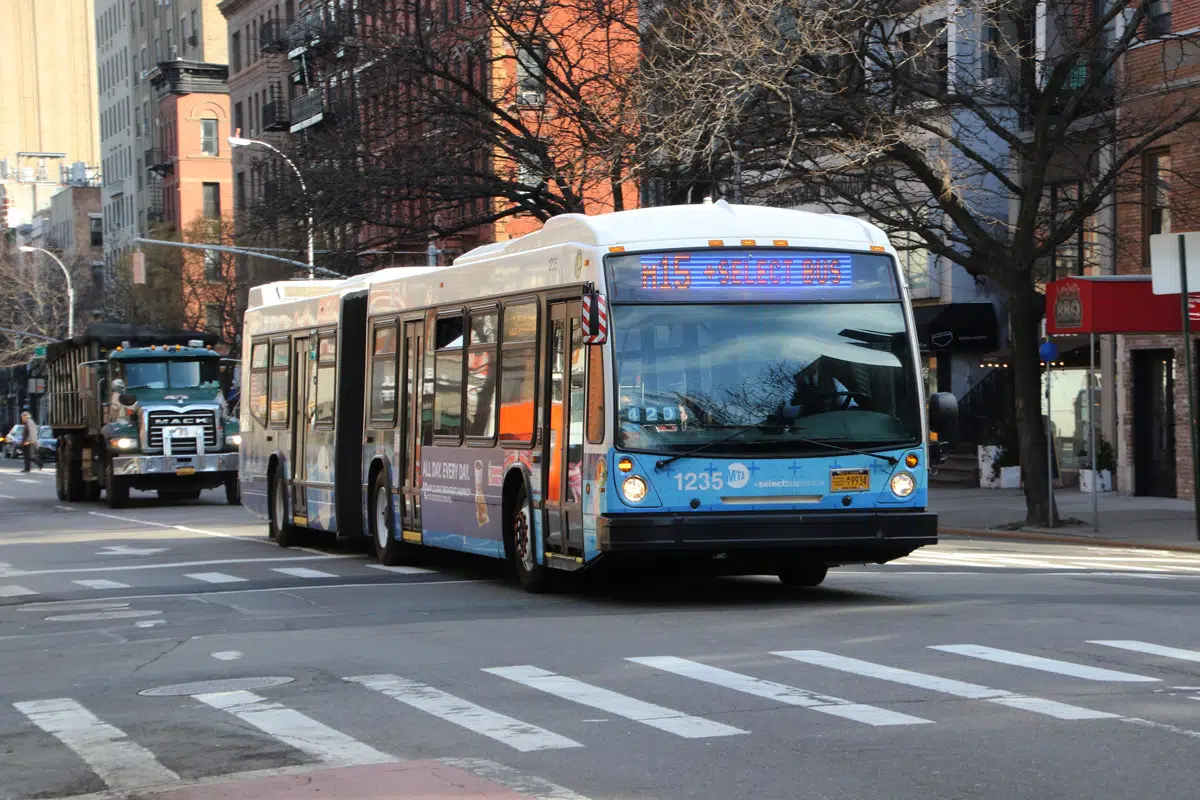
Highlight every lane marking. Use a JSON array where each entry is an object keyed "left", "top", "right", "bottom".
[
  {"left": 1121, "top": 716, "right": 1200, "bottom": 740},
  {"left": 628, "top": 656, "right": 931, "bottom": 726},
  {"left": 16, "top": 478, "right": 39, "bottom": 484},
  {"left": 184, "top": 572, "right": 247, "bottom": 584},
  {"left": 0, "top": 585, "right": 37, "bottom": 597},
  {"left": 14, "top": 579, "right": 481, "bottom": 605},
  {"left": 348, "top": 674, "right": 582, "bottom": 752},
  {"left": 55, "top": 505, "right": 75, "bottom": 511},
  {"left": 192, "top": 690, "right": 393, "bottom": 767},
  {"left": 773, "top": 651, "right": 1117, "bottom": 721},
  {"left": 271, "top": 567, "right": 338, "bottom": 579},
  {"left": 5, "top": 555, "right": 351, "bottom": 578},
  {"left": 0, "top": 494, "right": 17, "bottom": 499},
  {"left": 212, "top": 651, "right": 243, "bottom": 661},
  {"left": 483, "top": 665, "right": 746, "bottom": 738},
  {"left": 87, "top": 511, "right": 348, "bottom": 557},
  {"left": 46, "top": 609, "right": 162, "bottom": 622},
  {"left": 366, "top": 564, "right": 436, "bottom": 574},
  {"left": 14, "top": 698, "right": 179, "bottom": 791},
  {"left": 930, "top": 645, "right": 1160, "bottom": 682},
  {"left": 72, "top": 580, "right": 132, "bottom": 590},
  {"left": 1090, "top": 640, "right": 1200, "bottom": 663}
]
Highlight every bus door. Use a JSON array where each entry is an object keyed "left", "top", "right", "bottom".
[
  {"left": 291, "top": 335, "right": 313, "bottom": 521},
  {"left": 399, "top": 319, "right": 423, "bottom": 537},
  {"left": 543, "top": 300, "right": 586, "bottom": 558}
]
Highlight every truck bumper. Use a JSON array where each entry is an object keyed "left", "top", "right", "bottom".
[{"left": 112, "top": 452, "right": 239, "bottom": 477}]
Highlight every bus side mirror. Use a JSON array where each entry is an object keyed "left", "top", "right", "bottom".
[
  {"left": 928, "top": 392, "right": 958, "bottom": 462},
  {"left": 582, "top": 292, "right": 607, "bottom": 345}
]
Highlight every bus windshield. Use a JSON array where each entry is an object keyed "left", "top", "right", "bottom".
[
  {"left": 121, "top": 359, "right": 221, "bottom": 390},
  {"left": 611, "top": 302, "right": 922, "bottom": 455}
]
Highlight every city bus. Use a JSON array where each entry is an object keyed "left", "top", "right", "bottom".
[{"left": 351, "top": 200, "right": 958, "bottom": 590}]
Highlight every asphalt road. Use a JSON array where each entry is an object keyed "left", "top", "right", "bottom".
[{"left": 3, "top": 465, "right": 1200, "bottom": 799}]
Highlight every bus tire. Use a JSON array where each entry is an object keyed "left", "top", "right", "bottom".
[
  {"left": 509, "top": 482, "right": 548, "bottom": 593},
  {"left": 270, "top": 471, "right": 299, "bottom": 547},
  {"left": 104, "top": 458, "right": 130, "bottom": 509},
  {"left": 778, "top": 564, "right": 828, "bottom": 588},
  {"left": 370, "top": 470, "right": 409, "bottom": 566}
]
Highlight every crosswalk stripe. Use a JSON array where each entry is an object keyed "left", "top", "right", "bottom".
[
  {"left": 192, "top": 690, "right": 393, "bottom": 767},
  {"left": 347, "top": 674, "right": 582, "bottom": 752},
  {"left": 628, "top": 656, "right": 932, "bottom": 727},
  {"left": 773, "top": 651, "right": 1117, "bottom": 721},
  {"left": 14, "top": 698, "right": 179, "bottom": 791},
  {"left": 366, "top": 564, "right": 435, "bottom": 574},
  {"left": 483, "top": 665, "right": 746, "bottom": 738},
  {"left": 271, "top": 567, "right": 338, "bottom": 579},
  {"left": 0, "top": 585, "right": 37, "bottom": 597},
  {"left": 73, "top": 579, "right": 131, "bottom": 590},
  {"left": 184, "top": 572, "right": 247, "bottom": 584},
  {"left": 930, "top": 645, "right": 1160, "bottom": 682},
  {"left": 1090, "top": 640, "right": 1200, "bottom": 663}
]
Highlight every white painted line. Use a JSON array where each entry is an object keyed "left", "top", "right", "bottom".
[
  {"left": 1121, "top": 716, "right": 1200, "bottom": 740},
  {"left": 55, "top": 505, "right": 75, "bottom": 511},
  {"left": 1090, "top": 640, "right": 1200, "bottom": 663},
  {"left": 72, "top": 580, "right": 132, "bottom": 591},
  {"left": 271, "top": 567, "right": 338, "bottom": 579},
  {"left": 442, "top": 757, "right": 594, "bottom": 800},
  {"left": 348, "top": 674, "right": 582, "bottom": 752},
  {"left": 5, "top": 554, "right": 355, "bottom": 578},
  {"left": 212, "top": 651, "right": 243, "bottom": 661},
  {"left": 773, "top": 651, "right": 1117, "bottom": 721},
  {"left": 930, "top": 645, "right": 1160, "bottom": 682},
  {"left": 0, "top": 585, "right": 37, "bottom": 597},
  {"left": 628, "top": 656, "right": 931, "bottom": 727},
  {"left": 14, "top": 698, "right": 179, "bottom": 791},
  {"left": 366, "top": 564, "right": 436, "bottom": 574},
  {"left": 0, "top": 494, "right": 15, "bottom": 499},
  {"left": 87, "top": 512, "right": 349, "bottom": 557},
  {"left": 192, "top": 690, "right": 392, "bottom": 767},
  {"left": 483, "top": 665, "right": 746, "bottom": 738},
  {"left": 184, "top": 572, "right": 247, "bottom": 584}
]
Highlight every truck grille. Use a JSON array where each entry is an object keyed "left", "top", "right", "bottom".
[{"left": 146, "top": 410, "right": 218, "bottom": 454}]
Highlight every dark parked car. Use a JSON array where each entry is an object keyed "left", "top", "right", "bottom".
[
  {"left": 36, "top": 426, "right": 56, "bottom": 463},
  {"left": 3, "top": 424, "right": 22, "bottom": 459}
]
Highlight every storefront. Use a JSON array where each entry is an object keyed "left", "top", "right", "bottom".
[
  {"left": 1046, "top": 276, "right": 1190, "bottom": 497},
  {"left": 911, "top": 302, "right": 1001, "bottom": 398}
]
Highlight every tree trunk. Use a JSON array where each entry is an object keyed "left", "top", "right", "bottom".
[{"left": 1009, "top": 285, "right": 1060, "bottom": 526}]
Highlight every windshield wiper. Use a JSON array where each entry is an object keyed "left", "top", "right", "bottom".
[
  {"left": 653, "top": 424, "right": 763, "bottom": 470},
  {"left": 785, "top": 435, "right": 898, "bottom": 466}
]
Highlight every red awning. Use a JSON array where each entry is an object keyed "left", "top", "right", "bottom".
[{"left": 1046, "top": 275, "right": 1188, "bottom": 335}]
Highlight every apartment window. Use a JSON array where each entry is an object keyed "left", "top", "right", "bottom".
[
  {"left": 204, "top": 250, "right": 220, "bottom": 281},
  {"left": 236, "top": 171, "right": 247, "bottom": 207},
  {"left": 167, "top": 28, "right": 174, "bottom": 57},
  {"left": 231, "top": 32, "right": 241, "bottom": 72},
  {"left": 981, "top": 19, "right": 1001, "bottom": 80},
  {"left": 202, "top": 182, "right": 221, "bottom": 219},
  {"left": 180, "top": 17, "right": 188, "bottom": 52},
  {"left": 90, "top": 217, "right": 103, "bottom": 247},
  {"left": 200, "top": 118, "right": 218, "bottom": 155},
  {"left": 499, "top": 301, "right": 537, "bottom": 443},
  {"left": 434, "top": 314, "right": 465, "bottom": 439},
  {"left": 205, "top": 303, "right": 222, "bottom": 334},
  {"left": 1048, "top": 181, "right": 1084, "bottom": 279},
  {"left": 1148, "top": 0, "right": 1171, "bottom": 37},
  {"left": 234, "top": 102, "right": 244, "bottom": 135},
  {"left": 191, "top": 10, "right": 198, "bottom": 42},
  {"left": 515, "top": 44, "right": 547, "bottom": 105},
  {"left": 1146, "top": 150, "right": 1171, "bottom": 237}
]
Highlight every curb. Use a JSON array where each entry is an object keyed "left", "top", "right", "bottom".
[{"left": 938, "top": 526, "right": 1200, "bottom": 554}]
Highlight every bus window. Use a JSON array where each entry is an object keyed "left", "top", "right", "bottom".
[
  {"left": 249, "top": 341, "right": 268, "bottom": 424},
  {"left": 434, "top": 314, "right": 465, "bottom": 440},
  {"left": 499, "top": 301, "right": 537, "bottom": 444},
  {"left": 314, "top": 334, "right": 336, "bottom": 426},
  {"left": 370, "top": 324, "right": 398, "bottom": 423},
  {"left": 586, "top": 343, "right": 604, "bottom": 444},
  {"left": 269, "top": 340, "right": 289, "bottom": 427},
  {"left": 466, "top": 309, "right": 498, "bottom": 439}
]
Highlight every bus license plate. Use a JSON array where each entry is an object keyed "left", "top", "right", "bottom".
[
  {"left": 175, "top": 467, "right": 196, "bottom": 476},
  {"left": 830, "top": 469, "right": 870, "bottom": 492}
]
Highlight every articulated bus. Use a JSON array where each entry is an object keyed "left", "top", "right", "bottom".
[{"left": 240, "top": 201, "right": 958, "bottom": 590}]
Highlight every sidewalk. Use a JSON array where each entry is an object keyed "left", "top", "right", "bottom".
[{"left": 931, "top": 487, "right": 1200, "bottom": 551}]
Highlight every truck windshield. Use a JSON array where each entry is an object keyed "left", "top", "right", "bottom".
[{"left": 123, "top": 359, "right": 220, "bottom": 390}]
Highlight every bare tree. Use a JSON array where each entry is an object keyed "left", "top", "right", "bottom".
[
  {"left": 638, "top": 0, "right": 1200, "bottom": 525},
  {"left": 0, "top": 246, "right": 86, "bottom": 365}
]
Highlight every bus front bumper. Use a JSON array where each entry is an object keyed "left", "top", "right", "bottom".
[{"left": 595, "top": 510, "right": 937, "bottom": 564}]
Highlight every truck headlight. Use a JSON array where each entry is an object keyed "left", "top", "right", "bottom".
[
  {"left": 109, "top": 437, "right": 137, "bottom": 450},
  {"left": 622, "top": 475, "right": 648, "bottom": 503},
  {"left": 229, "top": 433, "right": 242, "bottom": 446},
  {"left": 889, "top": 471, "right": 916, "bottom": 497}
]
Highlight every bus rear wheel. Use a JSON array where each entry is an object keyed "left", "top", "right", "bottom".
[
  {"left": 371, "top": 471, "right": 410, "bottom": 566},
  {"left": 270, "top": 472, "right": 299, "bottom": 547},
  {"left": 778, "top": 564, "right": 828, "bottom": 588},
  {"left": 510, "top": 483, "right": 548, "bottom": 593}
]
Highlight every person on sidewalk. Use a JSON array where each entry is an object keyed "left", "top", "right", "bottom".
[{"left": 20, "top": 411, "right": 42, "bottom": 472}]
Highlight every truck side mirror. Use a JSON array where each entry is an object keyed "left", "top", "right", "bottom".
[{"left": 928, "top": 392, "right": 958, "bottom": 463}]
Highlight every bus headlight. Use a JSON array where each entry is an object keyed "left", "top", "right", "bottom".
[
  {"left": 889, "top": 471, "right": 916, "bottom": 497},
  {"left": 229, "top": 434, "right": 242, "bottom": 447},
  {"left": 622, "top": 475, "right": 649, "bottom": 503}
]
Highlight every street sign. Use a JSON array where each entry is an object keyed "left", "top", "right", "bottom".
[
  {"left": 1151, "top": 232, "right": 1200, "bottom": 294},
  {"left": 33, "top": 346, "right": 45, "bottom": 357},
  {"left": 1039, "top": 340, "right": 1058, "bottom": 362}
]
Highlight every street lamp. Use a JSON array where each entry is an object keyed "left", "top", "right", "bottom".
[
  {"left": 18, "top": 246, "right": 74, "bottom": 338},
  {"left": 228, "top": 136, "right": 315, "bottom": 279}
]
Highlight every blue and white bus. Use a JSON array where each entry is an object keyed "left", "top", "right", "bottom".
[{"left": 241, "top": 201, "right": 957, "bottom": 590}]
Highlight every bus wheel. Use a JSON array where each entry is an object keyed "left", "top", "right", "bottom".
[
  {"left": 778, "top": 564, "right": 828, "bottom": 588},
  {"left": 270, "top": 472, "right": 298, "bottom": 547},
  {"left": 510, "top": 483, "right": 548, "bottom": 593},
  {"left": 371, "top": 471, "right": 409, "bottom": 566}
]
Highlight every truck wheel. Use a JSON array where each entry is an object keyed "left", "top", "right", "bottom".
[
  {"left": 55, "top": 456, "right": 67, "bottom": 501},
  {"left": 778, "top": 564, "right": 828, "bottom": 588},
  {"left": 370, "top": 471, "right": 410, "bottom": 566},
  {"left": 270, "top": 472, "right": 299, "bottom": 548},
  {"left": 105, "top": 460, "right": 130, "bottom": 509},
  {"left": 509, "top": 483, "right": 549, "bottom": 593},
  {"left": 61, "top": 437, "right": 85, "bottom": 502},
  {"left": 224, "top": 476, "right": 240, "bottom": 506}
]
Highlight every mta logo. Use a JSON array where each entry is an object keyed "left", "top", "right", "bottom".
[{"left": 727, "top": 463, "right": 750, "bottom": 489}]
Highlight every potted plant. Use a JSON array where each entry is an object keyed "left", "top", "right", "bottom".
[
  {"left": 1080, "top": 436, "right": 1115, "bottom": 493},
  {"left": 980, "top": 423, "right": 1021, "bottom": 489}
]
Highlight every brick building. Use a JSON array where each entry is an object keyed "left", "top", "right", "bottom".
[{"left": 1112, "top": 0, "right": 1200, "bottom": 498}]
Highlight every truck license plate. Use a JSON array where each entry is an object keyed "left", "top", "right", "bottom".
[
  {"left": 830, "top": 469, "right": 870, "bottom": 492},
  {"left": 175, "top": 467, "right": 196, "bottom": 476}
]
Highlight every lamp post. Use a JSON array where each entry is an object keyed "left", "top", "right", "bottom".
[
  {"left": 18, "top": 246, "right": 74, "bottom": 338},
  {"left": 228, "top": 136, "right": 315, "bottom": 279}
]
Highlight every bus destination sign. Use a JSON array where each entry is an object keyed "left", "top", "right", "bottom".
[{"left": 638, "top": 252, "right": 854, "bottom": 292}]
